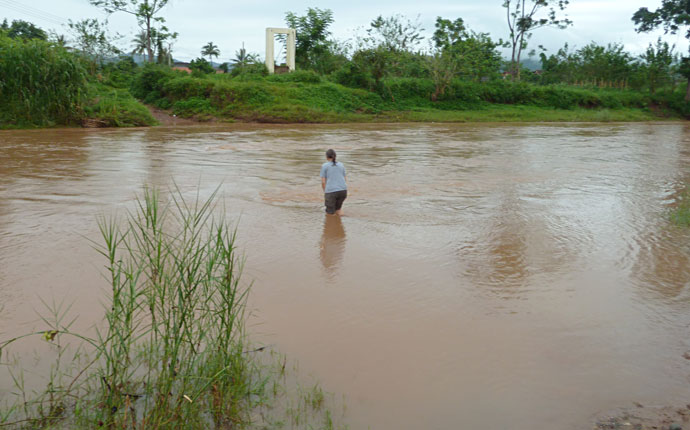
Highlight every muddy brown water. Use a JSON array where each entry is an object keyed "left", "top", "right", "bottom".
[{"left": 2, "top": 123, "right": 690, "bottom": 429}]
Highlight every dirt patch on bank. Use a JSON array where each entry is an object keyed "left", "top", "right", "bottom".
[
  {"left": 594, "top": 404, "right": 690, "bottom": 430},
  {"left": 147, "top": 106, "right": 200, "bottom": 126}
]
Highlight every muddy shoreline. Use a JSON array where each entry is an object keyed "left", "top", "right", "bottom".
[{"left": 594, "top": 404, "right": 690, "bottom": 430}]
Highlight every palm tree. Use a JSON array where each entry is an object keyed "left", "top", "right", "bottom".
[
  {"left": 201, "top": 41, "right": 220, "bottom": 64},
  {"left": 131, "top": 31, "right": 147, "bottom": 56},
  {"left": 231, "top": 42, "right": 256, "bottom": 68},
  {"left": 156, "top": 38, "right": 170, "bottom": 65},
  {"left": 55, "top": 34, "right": 67, "bottom": 48}
]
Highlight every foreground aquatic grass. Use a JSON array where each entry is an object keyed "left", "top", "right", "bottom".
[
  {"left": 93, "top": 185, "right": 255, "bottom": 428},
  {"left": 671, "top": 186, "right": 690, "bottom": 227},
  {"left": 0, "top": 186, "right": 346, "bottom": 429}
]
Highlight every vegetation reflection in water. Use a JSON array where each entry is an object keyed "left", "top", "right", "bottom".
[{"left": 0, "top": 186, "right": 345, "bottom": 430}]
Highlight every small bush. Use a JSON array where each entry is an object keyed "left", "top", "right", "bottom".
[
  {"left": 130, "top": 63, "right": 176, "bottom": 99},
  {"left": 101, "top": 56, "right": 138, "bottom": 89},
  {"left": 172, "top": 97, "right": 214, "bottom": 117},
  {"left": 84, "top": 83, "right": 157, "bottom": 127},
  {"left": 230, "top": 62, "right": 268, "bottom": 78},
  {"left": 189, "top": 57, "right": 215, "bottom": 75},
  {"left": 267, "top": 70, "right": 322, "bottom": 83},
  {"left": 332, "top": 62, "right": 375, "bottom": 90},
  {"left": 163, "top": 76, "right": 215, "bottom": 99}
]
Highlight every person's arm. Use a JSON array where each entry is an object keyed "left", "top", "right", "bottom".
[{"left": 320, "top": 164, "right": 327, "bottom": 191}]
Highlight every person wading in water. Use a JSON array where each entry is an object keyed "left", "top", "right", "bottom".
[{"left": 320, "top": 149, "right": 347, "bottom": 215}]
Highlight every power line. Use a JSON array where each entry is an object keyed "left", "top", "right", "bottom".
[
  {"left": 2, "top": 0, "right": 65, "bottom": 21},
  {"left": 0, "top": 0, "right": 65, "bottom": 26},
  {"left": 0, "top": 6, "right": 62, "bottom": 26}
]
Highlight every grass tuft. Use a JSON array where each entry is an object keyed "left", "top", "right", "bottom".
[{"left": 671, "top": 186, "right": 690, "bottom": 227}]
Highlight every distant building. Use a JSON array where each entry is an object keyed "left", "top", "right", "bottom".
[
  {"left": 172, "top": 61, "right": 225, "bottom": 74},
  {"left": 172, "top": 61, "right": 191, "bottom": 73}
]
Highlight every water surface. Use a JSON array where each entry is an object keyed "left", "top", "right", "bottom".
[{"left": 2, "top": 123, "right": 690, "bottom": 429}]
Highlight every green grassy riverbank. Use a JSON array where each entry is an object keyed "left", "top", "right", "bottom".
[
  {"left": 0, "top": 34, "right": 686, "bottom": 129},
  {"left": 131, "top": 66, "right": 681, "bottom": 124}
]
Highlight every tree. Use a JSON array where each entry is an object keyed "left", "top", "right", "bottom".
[
  {"left": 232, "top": 44, "right": 252, "bottom": 67},
  {"left": 285, "top": 7, "right": 334, "bottom": 69},
  {"left": 231, "top": 42, "right": 259, "bottom": 72},
  {"left": 189, "top": 57, "right": 214, "bottom": 75},
  {"left": 428, "top": 48, "right": 458, "bottom": 101},
  {"left": 89, "top": 0, "right": 171, "bottom": 62},
  {"left": 539, "top": 43, "right": 577, "bottom": 84},
  {"left": 365, "top": 14, "right": 424, "bottom": 52},
  {"left": 351, "top": 47, "right": 390, "bottom": 90},
  {"left": 350, "top": 14, "right": 425, "bottom": 82},
  {"left": 201, "top": 41, "right": 220, "bottom": 64},
  {"left": 131, "top": 31, "right": 147, "bottom": 56},
  {"left": 68, "top": 19, "right": 121, "bottom": 65},
  {"left": 7, "top": 19, "right": 47, "bottom": 40},
  {"left": 131, "top": 28, "right": 175, "bottom": 64},
  {"left": 432, "top": 17, "right": 502, "bottom": 81},
  {"left": 503, "top": 0, "right": 572, "bottom": 80},
  {"left": 153, "top": 27, "right": 176, "bottom": 64},
  {"left": 52, "top": 33, "right": 69, "bottom": 48},
  {"left": 633, "top": 1, "right": 690, "bottom": 100},
  {"left": 578, "top": 42, "right": 634, "bottom": 85},
  {"left": 640, "top": 38, "right": 676, "bottom": 94},
  {"left": 433, "top": 17, "right": 467, "bottom": 50},
  {"left": 538, "top": 42, "right": 638, "bottom": 87}
]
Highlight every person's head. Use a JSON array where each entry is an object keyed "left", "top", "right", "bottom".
[{"left": 326, "top": 149, "right": 336, "bottom": 166}]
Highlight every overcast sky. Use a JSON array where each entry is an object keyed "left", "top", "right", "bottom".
[{"left": 1, "top": 0, "right": 688, "bottom": 62}]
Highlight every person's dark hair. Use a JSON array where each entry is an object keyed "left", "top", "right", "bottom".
[{"left": 326, "top": 149, "right": 336, "bottom": 166}]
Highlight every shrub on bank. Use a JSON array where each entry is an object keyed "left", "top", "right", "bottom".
[
  {"left": 84, "top": 84, "right": 157, "bottom": 127},
  {"left": 130, "top": 64, "right": 385, "bottom": 121},
  {"left": 266, "top": 69, "right": 323, "bottom": 84},
  {"left": 101, "top": 57, "right": 139, "bottom": 89},
  {"left": 381, "top": 78, "right": 662, "bottom": 112},
  {"left": 130, "top": 63, "right": 179, "bottom": 100}
]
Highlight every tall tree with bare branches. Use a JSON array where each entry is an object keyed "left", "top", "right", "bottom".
[
  {"left": 88, "top": 0, "right": 171, "bottom": 62},
  {"left": 504, "top": 0, "right": 572, "bottom": 80}
]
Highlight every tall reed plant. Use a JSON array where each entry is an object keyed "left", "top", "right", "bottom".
[
  {"left": 1, "top": 186, "right": 348, "bottom": 429},
  {"left": 93, "top": 186, "right": 256, "bottom": 428},
  {"left": 0, "top": 36, "right": 87, "bottom": 126},
  {"left": 0, "top": 186, "right": 259, "bottom": 429}
]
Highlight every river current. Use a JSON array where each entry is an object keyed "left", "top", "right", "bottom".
[{"left": 1, "top": 123, "right": 690, "bottom": 429}]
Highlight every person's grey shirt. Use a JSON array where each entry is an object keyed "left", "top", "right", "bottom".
[{"left": 320, "top": 161, "right": 347, "bottom": 193}]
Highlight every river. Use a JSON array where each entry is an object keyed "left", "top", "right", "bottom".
[{"left": 1, "top": 123, "right": 690, "bottom": 429}]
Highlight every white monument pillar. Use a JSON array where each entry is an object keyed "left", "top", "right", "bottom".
[{"left": 265, "top": 27, "right": 296, "bottom": 74}]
